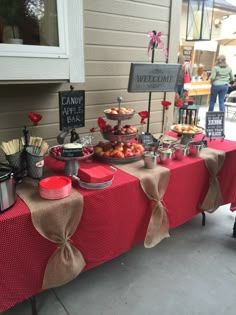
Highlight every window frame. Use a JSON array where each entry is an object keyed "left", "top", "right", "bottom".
[{"left": 0, "top": 0, "right": 85, "bottom": 83}]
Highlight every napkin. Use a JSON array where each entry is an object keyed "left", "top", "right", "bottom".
[{"left": 78, "top": 164, "right": 115, "bottom": 183}]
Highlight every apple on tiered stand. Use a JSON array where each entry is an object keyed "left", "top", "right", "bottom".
[
  {"left": 94, "top": 96, "right": 144, "bottom": 163},
  {"left": 95, "top": 141, "right": 144, "bottom": 159},
  {"left": 102, "top": 123, "right": 138, "bottom": 142},
  {"left": 104, "top": 106, "right": 135, "bottom": 120}
]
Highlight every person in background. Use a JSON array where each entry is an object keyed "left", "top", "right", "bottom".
[
  {"left": 208, "top": 55, "right": 233, "bottom": 112},
  {"left": 175, "top": 54, "right": 191, "bottom": 95}
]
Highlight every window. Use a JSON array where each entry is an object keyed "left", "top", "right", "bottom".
[{"left": 0, "top": 0, "right": 84, "bottom": 83}]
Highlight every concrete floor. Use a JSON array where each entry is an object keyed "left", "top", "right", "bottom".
[{"left": 2, "top": 105, "right": 236, "bottom": 315}]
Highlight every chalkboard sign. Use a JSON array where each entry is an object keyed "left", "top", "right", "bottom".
[
  {"left": 128, "top": 63, "right": 180, "bottom": 92},
  {"left": 59, "top": 90, "right": 85, "bottom": 131},
  {"left": 205, "top": 112, "right": 225, "bottom": 138},
  {"left": 182, "top": 46, "right": 193, "bottom": 62},
  {"left": 61, "top": 147, "right": 83, "bottom": 158}
]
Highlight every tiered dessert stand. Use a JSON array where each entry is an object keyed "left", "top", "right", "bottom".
[{"left": 95, "top": 97, "right": 143, "bottom": 163}]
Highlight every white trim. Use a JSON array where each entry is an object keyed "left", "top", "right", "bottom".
[{"left": 0, "top": 0, "right": 85, "bottom": 83}]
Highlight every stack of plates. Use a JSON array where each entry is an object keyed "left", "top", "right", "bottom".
[{"left": 39, "top": 176, "right": 72, "bottom": 199}]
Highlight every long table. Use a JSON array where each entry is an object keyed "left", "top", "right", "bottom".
[
  {"left": 1, "top": 138, "right": 236, "bottom": 313},
  {"left": 188, "top": 80, "right": 211, "bottom": 105}
]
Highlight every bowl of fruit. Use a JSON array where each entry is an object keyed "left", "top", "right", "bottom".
[
  {"left": 49, "top": 144, "right": 94, "bottom": 161},
  {"left": 104, "top": 107, "right": 135, "bottom": 120},
  {"left": 101, "top": 124, "right": 138, "bottom": 142},
  {"left": 94, "top": 141, "right": 144, "bottom": 164}
]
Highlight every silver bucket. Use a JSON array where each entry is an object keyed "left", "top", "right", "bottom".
[
  {"left": 188, "top": 142, "right": 203, "bottom": 157},
  {"left": 173, "top": 144, "right": 188, "bottom": 161},
  {"left": 158, "top": 148, "right": 175, "bottom": 165},
  {"left": 143, "top": 151, "right": 159, "bottom": 169}
]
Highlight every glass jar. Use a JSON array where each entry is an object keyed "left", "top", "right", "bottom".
[{"left": 197, "top": 64, "right": 204, "bottom": 77}]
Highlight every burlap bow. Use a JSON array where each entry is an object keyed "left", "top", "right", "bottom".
[
  {"left": 199, "top": 148, "right": 225, "bottom": 213},
  {"left": 115, "top": 161, "right": 170, "bottom": 248},
  {"left": 17, "top": 177, "right": 85, "bottom": 290}
]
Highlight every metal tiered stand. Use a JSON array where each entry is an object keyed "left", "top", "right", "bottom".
[
  {"left": 170, "top": 124, "right": 204, "bottom": 145},
  {"left": 95, "top": 96, "right": 143, "bottom": 164}
]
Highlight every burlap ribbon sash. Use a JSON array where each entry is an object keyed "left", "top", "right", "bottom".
[
  {"left": 115, "top": 160, "right": 170, "bottom": 248},
  {"left": 199, "top": 147, "right": 225, "bottom": 213},
  {"left": 16, "top": 177, "right": 86, "bottom": 290}
]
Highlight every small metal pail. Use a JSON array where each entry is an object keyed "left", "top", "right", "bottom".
[
  {"left": 188, "top": 142, "right": 203, "bottom": 157},
  {"left": 173, "top": 144, "right": 188, "bottom": 161},
  {"left": 158, "top": 148, "right": 175, "bottom": 165},
  {"left": 143, "top": 151, "right": 158, "bottom": 169}
]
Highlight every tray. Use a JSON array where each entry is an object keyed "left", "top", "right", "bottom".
[
  {"left": 78, "top": 178, "right": 113, "bottom": 190},
  {"left": 104, "top": 110, "right": 135, "bottom": 121},
  {"left": 94, "top": 153, "right": 142, "bottom": 164},
  {"left": 170, "top": 124, "right": 204, "bottom": 136},
  {"left": 102, "top": 132, "right": 138, "bottom": 142}
]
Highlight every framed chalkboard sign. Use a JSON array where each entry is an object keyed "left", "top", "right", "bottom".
[
  {"left": 59, "top": 89, "right": 85, "bottom": 131},
  {"left": 128, "top": 63, "right": 180, "bottom": 92},
  {"left": 205, "top": 112, "right": 225, "bottom": 138}
]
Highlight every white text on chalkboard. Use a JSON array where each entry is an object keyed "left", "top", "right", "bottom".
[
  {"left": 67, "top": 116, "right": 82, "bottom": 124},
  {"left": 61, "top": 96, "right": 83, "bottom": 106}
]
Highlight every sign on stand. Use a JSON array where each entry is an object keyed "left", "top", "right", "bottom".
[
  {"left": 128, "top": 63, "right": 180, "bottom": 92},
  {"left": 205, "top": 112, "right": 225, "bottom": 139},
  {"left": 58, "top": 89, "right": 85, "bottom": 131}
]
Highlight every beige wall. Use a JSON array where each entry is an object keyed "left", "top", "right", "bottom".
[{"left": 0, "top": 0, "right": 181, "bottom": 160}]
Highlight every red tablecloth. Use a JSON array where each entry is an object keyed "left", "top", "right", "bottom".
[{"left": 1, "top": 138, "right": 236, "bottom": 312}]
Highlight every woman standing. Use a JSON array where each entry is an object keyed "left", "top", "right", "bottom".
[
  {"left": 208, "top": 55, "right": 233, "bottom": 112},
  {"left": 175, "top": 54, "right": 191, "bottom": 95}
]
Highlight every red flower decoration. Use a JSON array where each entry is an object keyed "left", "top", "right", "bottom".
[
  {"left": 185, "top": 97, "right": 194, "bottom": 103},
  {"left": 138, "top": 111, "right": 149, "bottom": 124},
  {"left": 28, "top": 112, "right": 42, "bottom": 126},
  {"left": 161, "top": 100, "right": 172, "bottom": 110},
  {"left": 97, "top": 117, "right": 107, "bottom": 131},
  {"left": 90, "top": 128, "right": 96, "bottom": 133},
  {"left": 184, "top": 91, "right": 189, "bottom": 97},
  {"left": 174, "top": 97, "right": 183, "bottom": 108}
]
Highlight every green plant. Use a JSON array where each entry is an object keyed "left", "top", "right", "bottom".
[{"left": 0, "top": 0, "right": 20, "bottom": 38}]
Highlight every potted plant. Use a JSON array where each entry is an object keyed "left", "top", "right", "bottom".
[{"left": 0, "top": 0, "right": 23, "bottom": 44}]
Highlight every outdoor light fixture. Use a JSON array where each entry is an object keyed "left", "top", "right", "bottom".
[{"left": 186, "top": 0, "right": 215, "bottom": 41}]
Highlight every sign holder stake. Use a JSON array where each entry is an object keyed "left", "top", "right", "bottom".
[{"left": 147, "top": 30, "right": 157, "bottom": 133}]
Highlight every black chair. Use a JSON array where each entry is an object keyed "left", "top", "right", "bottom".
[
  {"left": 178, "top": 104, "right": 198, "bottom": 125},
  {"left": 224, "top": 91, "right": 236, "bottom": 119}
]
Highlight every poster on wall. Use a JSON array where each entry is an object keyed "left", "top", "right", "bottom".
[{"left": 182, "top": 46, "right": 193, "bottom": 62}]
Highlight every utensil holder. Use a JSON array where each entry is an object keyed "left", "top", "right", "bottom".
[
  {"left": 6, "top": 151, "right": 27, "bottom": 179},
  {"left": 26, "top": 148, "right": 44, "bottom": 179}
]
